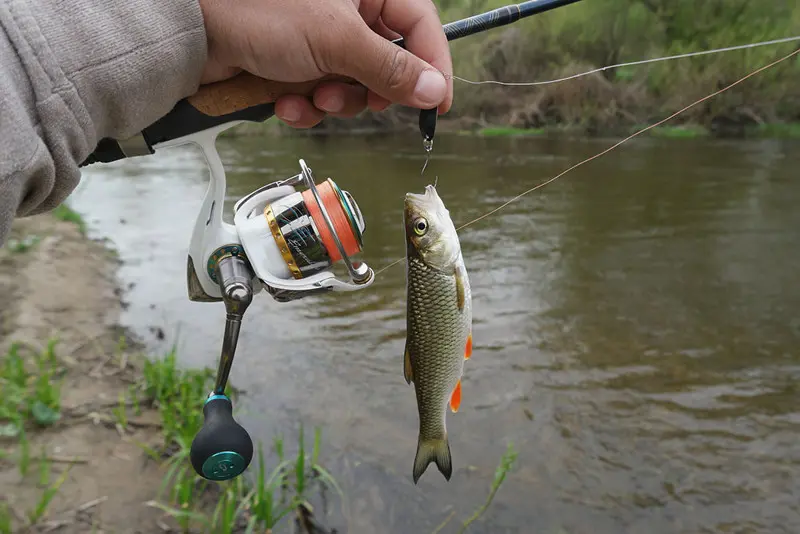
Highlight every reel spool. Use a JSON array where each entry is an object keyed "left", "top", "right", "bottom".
[
  {"left": 188, "top": 156, "right": 374, "bottom": 482},
  {"left": 233, "top": 159, "right": 372, "bottom": 300}
]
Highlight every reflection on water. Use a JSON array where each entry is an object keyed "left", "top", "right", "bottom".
[{"left": 70, "top": 132, "right": 800, "bottom": 533}]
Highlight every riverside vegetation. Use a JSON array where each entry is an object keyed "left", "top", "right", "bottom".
[
  {"left": 0, "top": 340, "right": 518, "bottom": 533},
  {"left": 265, "top": 0, "right": 800, "bottom": 138}
]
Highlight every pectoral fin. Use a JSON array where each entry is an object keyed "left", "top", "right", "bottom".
[
  {"left": 404, "top": 343, "right": 414, "bottom": 385},
  {"left": 455, "top": 265, "right": 466, "bottom": 312},
  {"left": 449, "top": 379, "right": 462, "bottom": 413}
]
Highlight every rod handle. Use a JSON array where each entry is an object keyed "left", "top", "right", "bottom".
[
  {"left": 80, "top": 73, "right": 359, "bottom": 166},
  {"left": 188, "top": 72, "right": 357, "bottom": 117}
]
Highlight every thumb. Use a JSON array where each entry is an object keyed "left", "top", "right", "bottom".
[{"left": 332, "top": 27, "right": 447, "bottom": 110}]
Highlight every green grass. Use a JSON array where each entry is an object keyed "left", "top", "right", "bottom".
[
  {"left": 626, "top": 124, "right": 710, "bottom": 138},
  {"left": 432, "top": 442, "right": 519, "bottom": 534},
  {"left": 146, "top": 426, "right": 343, "bottom": 533},
  {"left": 749, "top": 122, "right": 800, "bottom": 139},
  {"left": 0, "top": 438, "right": 72, "bottom": 533},
  {"left": 4, "top": 235, "right": 41, "bottom": 254},
  {"left": 3, "top": 203, "right": 85, "bottom": 254},
  {"left": 0, "top": 339, "right": 63, "bottom": 439},
  {"left": 476, "top": 126, "right": 548, "bottom": 137},
  {"left": 125, "top": 348, "right": 343, "bottom": 533},
  {"left": 0, "top": 501, "right": 9, "bottom": 534},
  {"left": 135, "top": 348, "right": 217, "bottom": 459},
  {"left": 52, "top": 203, "right": 86, "bottom": 235},
  {"left": 0, "top": 337, "right": 520, "bottom": 533},
  {"left": 133, "top": 349, "right": 518, "bottom": 533},
  {"left": 0, "top": 338, "right": 72, "bottom": 532},
  {"left": 627, "top": 122, "right": 800, "bottom": 139},
  {"left": 26, "top": 451, "right": 72, "bottom": 526}
]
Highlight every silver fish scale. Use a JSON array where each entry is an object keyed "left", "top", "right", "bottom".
[{"left": 406, "top": 254, "right": 471, "bottom": 441}]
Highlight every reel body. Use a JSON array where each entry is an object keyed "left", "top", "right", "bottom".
[
  {"left": 185, "top": 130, "right": 373, "bottom": 304},
  {"left": 233, "top": 160, "right": 372, "bottom": 302},
  {"left": 160, "top": 122, "right": 374, "bottom": 481}
]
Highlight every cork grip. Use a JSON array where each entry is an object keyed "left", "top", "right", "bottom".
[{"left": 186, "top": 72, "right": 360, "bottom": 117}]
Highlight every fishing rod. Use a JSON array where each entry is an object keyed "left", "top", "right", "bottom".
[
  {"left": 81, "top": 0, "right": 585, "bottom": 166},
  {"left": 77, "top": 0, "right": 585, "bottom": 484}
]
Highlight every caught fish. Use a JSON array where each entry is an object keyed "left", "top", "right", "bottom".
[{"left": 403, "top": 184, "right": 473, "bottom": 484}]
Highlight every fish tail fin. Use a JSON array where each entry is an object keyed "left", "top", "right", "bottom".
[{"left": 412, "top": 435, "right": 452, "bottom": 484}]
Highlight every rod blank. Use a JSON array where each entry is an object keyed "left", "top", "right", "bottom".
[{"left": 392, "top": 0, "right": 585, "bottom": 48}]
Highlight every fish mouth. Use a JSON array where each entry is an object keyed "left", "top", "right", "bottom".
[{"left": 404, "top": 184, "right": 441, "bottom": 209}]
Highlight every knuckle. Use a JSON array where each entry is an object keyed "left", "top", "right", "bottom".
[{"left": 383, "top": 47, "right": 413, "bottom": 92}]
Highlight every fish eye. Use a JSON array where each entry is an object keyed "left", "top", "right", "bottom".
[{"left": 413, "top": 218, "right": 428, "bottom": 236}]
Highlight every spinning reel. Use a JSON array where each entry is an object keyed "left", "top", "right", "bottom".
[{"left": 161, "top": 122, "right": 375, "bottom": 481}]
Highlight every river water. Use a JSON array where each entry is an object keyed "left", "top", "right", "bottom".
[{"left": 70, "top": 131, "right": 800, "bottom": 534}]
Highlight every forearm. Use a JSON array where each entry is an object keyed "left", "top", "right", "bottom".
[{"left": 0, "top": 0, "right": 208, "bottom": 245}]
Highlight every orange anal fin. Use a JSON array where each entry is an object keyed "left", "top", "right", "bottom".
[
  {"left": 450, "top": 379, "right": 462, "bottom": 413},
  {"left": 465, "top": 333, "right": 472, "bottom": 360}
]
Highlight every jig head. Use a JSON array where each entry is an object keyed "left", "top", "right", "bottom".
[{"left": 419, "top": 107, "right": 437, "bottom": 176}]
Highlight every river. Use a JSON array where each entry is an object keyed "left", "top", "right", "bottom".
[{"left": 69, "top": 131, "right": 800, "bottom": 534}]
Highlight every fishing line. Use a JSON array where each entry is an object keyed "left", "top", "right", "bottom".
[
  {"left": 455, "top": 47, "right": 800, "bottom": 232},
  {"left": 373, "top": 46, "right": 800, "bottom": 277},
  {"left": 446, "top": 35, "right": 800, "bottom": 87}
]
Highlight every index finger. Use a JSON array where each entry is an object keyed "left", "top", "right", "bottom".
[{"left": 379, "top": 0, "right": 454, "bottom": 113}]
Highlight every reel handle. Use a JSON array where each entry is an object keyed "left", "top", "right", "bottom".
[{"left": 190, "top": 394, "right": 254, "bottom": 481}]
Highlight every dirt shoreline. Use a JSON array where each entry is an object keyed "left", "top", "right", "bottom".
[{"left": 0, "top": 212, "right": 180, "bottom": 533}]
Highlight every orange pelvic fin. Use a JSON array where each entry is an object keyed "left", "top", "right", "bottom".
[
  {"left": 450, "top": 379, "right": 462, "bottom": 413},
  {"left": 465, "top": 333, "right": 472, "bottom": 360}
]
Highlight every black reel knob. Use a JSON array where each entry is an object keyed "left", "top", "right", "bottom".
[{"left": 190, "top": 394, "right": 254, "bottom": 481}]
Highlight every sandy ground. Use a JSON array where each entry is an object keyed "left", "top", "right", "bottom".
[{"left": 0, "top": 213, "right": 177, "bottom": 533}]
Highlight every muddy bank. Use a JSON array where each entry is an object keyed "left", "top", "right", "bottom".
[{"left": 0, "top": 211, "right": 174, "bottom": 533}]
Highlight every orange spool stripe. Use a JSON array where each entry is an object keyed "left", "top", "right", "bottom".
[{"left": 301, "top": 179, "right": 360, "bottom": 263}]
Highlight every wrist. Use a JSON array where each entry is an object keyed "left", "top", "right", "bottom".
[{"left": 22, "top": 0, "right": 208, "bottom": 139}]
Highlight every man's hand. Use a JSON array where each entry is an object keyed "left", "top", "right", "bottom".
[{"left": 198, "top": 0, "right": 453, "bottom": 128}]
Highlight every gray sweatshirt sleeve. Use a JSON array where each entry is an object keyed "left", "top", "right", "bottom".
[{"left": 0, "top": 0, "right": 208, "bottom": 245}]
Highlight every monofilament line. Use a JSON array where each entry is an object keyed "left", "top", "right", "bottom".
[
  {"left": 373, "top": 47, "right": 800, "bottom": 278},
  {"left": 449, "top": 35, "right": 800, "bottom": 87}
]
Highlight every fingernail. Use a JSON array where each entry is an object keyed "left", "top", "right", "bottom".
[
  {"left": 279, "top": 103, "right": 301, "bottom": 122},
  {"left": 318, "top": 94, "right": 344, "bottom": 113},
  {"left": 414, "top": 70, "right": 446, "bottom": 106}
]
